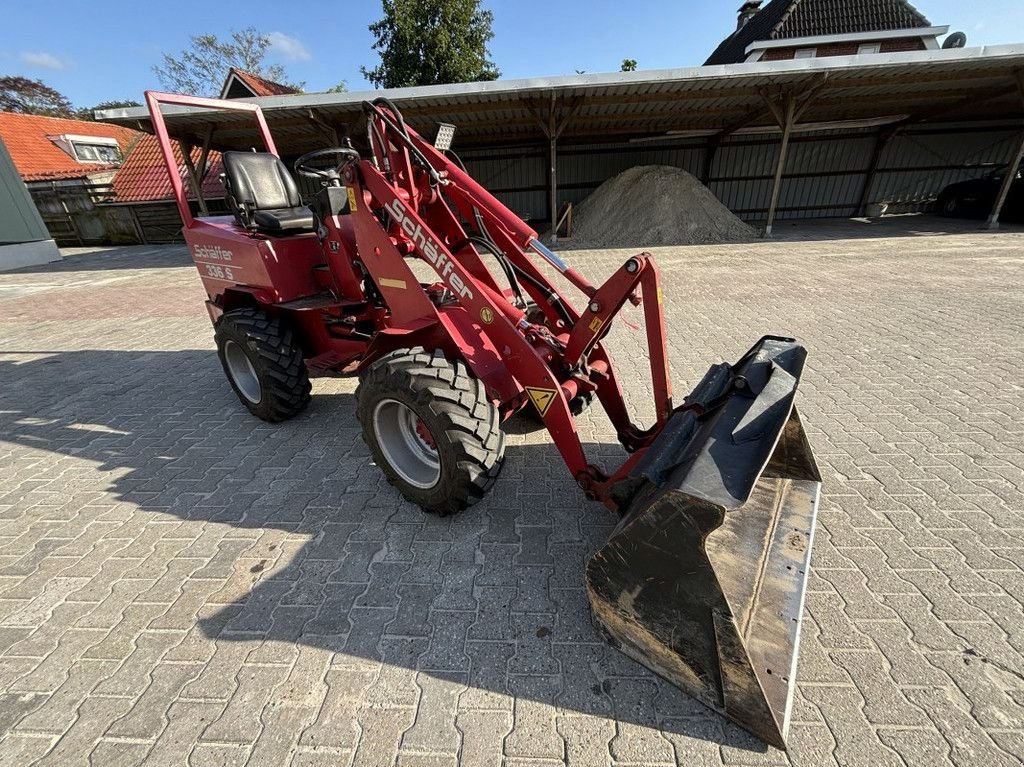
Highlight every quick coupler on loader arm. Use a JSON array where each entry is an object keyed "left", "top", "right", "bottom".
[{"left": 587, "top": 337, "right": 821, "bottom": 749}]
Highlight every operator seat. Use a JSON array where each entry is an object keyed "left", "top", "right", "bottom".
[{"left": 221, "top": 151, "right": 315, "bottom": 235}]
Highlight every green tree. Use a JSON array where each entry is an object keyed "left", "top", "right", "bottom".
[
  {"left": 153, "top": 27, "right": 297, "bottom": 96},
  {"left": 0, "top": 76, "right": 74, "bottom": 116},
  {"left": 620, "top": 58, "right": 637, "bottom": 71},
  {"left": 362, "top": 0, "right": 500, "bottom": 88},
  {"left": 325, "top": 81, "right": 348, "bottom": 93}
]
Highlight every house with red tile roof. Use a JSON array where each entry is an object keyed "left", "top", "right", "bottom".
[
  {"left": 220, "top": 68, "right": 302, "bottom": 99},
  {"left": 705, "top": 0, "right": 947, "bottom": 65},
  {"left": 112, "top": 136, "right": 225, "bottom": 203},
  {"left": 111, "top": 69, "right": 301, "bottom": 206},
  {"left": 0, "top": 112, "right": 140, "bottom": 185}
]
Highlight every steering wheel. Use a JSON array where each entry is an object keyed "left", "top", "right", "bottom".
[{"left": 294, "top": 147, "right": 361, "bottom": 180}]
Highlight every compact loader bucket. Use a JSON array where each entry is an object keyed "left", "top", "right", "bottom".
[{"left": 587, "top": 337, "right": 821, "bottom": 749}]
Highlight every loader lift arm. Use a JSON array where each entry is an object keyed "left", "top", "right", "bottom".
[
  {"left": 344, "top": 103, "right": 824, "bottom": 748},
  {"left": 354, "top": 101, "right": 681, "bottom": 491}
]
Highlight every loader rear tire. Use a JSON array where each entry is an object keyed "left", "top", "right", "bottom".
[
  {"left": 356, "top": 348, "right": 504, "bottom": 516},
  {"left": 215, "top": 308, "right": 311, "bottom": 422}
]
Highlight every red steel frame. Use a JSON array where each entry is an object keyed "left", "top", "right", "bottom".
[
  {"left": 146, "top": 91, "right": 278, "bottom": 228},
  {"left": 147, "top": 91, "right": 680, "bottom": 509}
]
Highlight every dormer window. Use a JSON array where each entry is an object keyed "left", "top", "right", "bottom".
[
  {"left": 48, "top": 134, "right": 123, "bottom": 165},
  {"left": 72, "top": 141, "right": 122, "bottom": 163}
]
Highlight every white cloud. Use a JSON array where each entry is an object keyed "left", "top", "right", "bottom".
[
  {"left": 19, "top": 51, "right": 66, "bottom": 70},
  {"left": 268, "top": 32, "right": 311, "bottom": 61}
]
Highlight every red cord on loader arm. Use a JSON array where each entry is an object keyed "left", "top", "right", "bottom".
[{"left": 147, "top": 91, "right": 822, "bottom": 749}]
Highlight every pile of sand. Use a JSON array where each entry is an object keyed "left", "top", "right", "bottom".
[{"left": 569, "top": 165, "right": 754, "bottom": 247}]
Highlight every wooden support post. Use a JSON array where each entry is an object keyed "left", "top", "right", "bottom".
[
  {"left": 196, "top": 125, "right": 214, "bottom": 182},
  {"left": 857, "top": 127, "right": 898, "bottom": 216},
  {"left": 763, "top": 95, "right": 795, "bottom": 237},
  {"left": 548, "top": 99, "right": 558, "bottom": 242},
  {"left": 985, "top": 130, "right": 1024, "bottom": 230},
  {"left": 178, "top": 140, "right": 209, "bottom": 217},
  {"left": 527, "top": 95, "right": 582, "bottom": 243},
  {"left": 759, "top": 75, "right": 828, "bottom": 237},
  {"left": 308, "top": 110, "right": 341, "bottom": 146},
  {"left": 986, "top": 72, "right": 1024, "bottom": 230}
]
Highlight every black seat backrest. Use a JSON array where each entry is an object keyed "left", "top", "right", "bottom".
[{"left": 221, "top": 151, "right": 303, "bottom": 228}]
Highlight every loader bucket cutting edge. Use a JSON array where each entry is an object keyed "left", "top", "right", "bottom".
[{"left": 586, "top": 337, "right": 822, "bottom": 749}]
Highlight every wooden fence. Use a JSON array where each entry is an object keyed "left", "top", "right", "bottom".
[{"left": 28, "top": 181, "right": 228, "bottom": 246}]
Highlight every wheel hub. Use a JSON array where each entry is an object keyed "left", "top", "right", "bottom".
[
  {"left": 414, "top": 418, "right": 436, "bottom": 449},
  {"left": 223, "top": 340, "right": 261, "bottom": 404},
  {"left": 372, "top": 399, "right": 441, "bottom": 489}
]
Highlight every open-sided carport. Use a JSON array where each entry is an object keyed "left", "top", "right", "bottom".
[{"left": 99, "top": 44, "right": 1024, "bottom": 236}]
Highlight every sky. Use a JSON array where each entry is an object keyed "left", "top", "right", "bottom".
[{"left": 1, "top": 0, "right": 1022, "bottom": 108}]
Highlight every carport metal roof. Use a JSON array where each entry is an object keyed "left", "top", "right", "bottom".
[
  {"left": 98, "top": 44, "right": 1024, "bottom": 235},
  {"left": 100, "top": 45, "right": 1024, "bottom": 152}
]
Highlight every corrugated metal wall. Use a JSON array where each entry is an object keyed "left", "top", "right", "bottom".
[
  {"left": 869, "top": 127, "right": 1019, "bottom": 208},
  {"left": 459, "top": 122, "right": 1020, "bottom": 224}
]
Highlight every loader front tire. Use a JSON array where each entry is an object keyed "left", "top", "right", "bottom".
[
  {"left": 215, "top": 308, "right": 311, "bottom": 422},
  {"left": 356, "top": 348, "right": 504, "bottom": 516}
]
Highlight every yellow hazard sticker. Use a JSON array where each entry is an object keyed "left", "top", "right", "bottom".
[
  {"left": 479, "top": 307, "right": 495, "bottom": 324},
  {"left": 525, "top": 387, "right": 557, "bottom": 416},
  {"left": 588, "top": 317, "right": 604, "bottom": 333},
  {"left": 379, "top": 277, "right": 407, "bottom": 289},
  {"left": 346, "top": 186, "right": 359, "bottom": 212}
]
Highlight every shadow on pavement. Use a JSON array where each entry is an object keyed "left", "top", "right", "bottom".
[
  {"left": 8, "top": 245, "right": 192, "bottom": 274},
  {"left": 0, "top": 348, "right": 770, "bottom": 752}
]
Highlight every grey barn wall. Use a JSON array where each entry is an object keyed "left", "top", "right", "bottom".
[
  {"left": 0, "top": 137, "right": 51, "bottom": 244},
  {"left": 458, "top": 122, "right": 1020, "bottom": 224}
]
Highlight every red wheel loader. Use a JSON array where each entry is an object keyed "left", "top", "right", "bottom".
[{"left": 147, "top": 91, "right": 822, "bottom": 749}]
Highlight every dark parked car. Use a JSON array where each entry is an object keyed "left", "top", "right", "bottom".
[{"left": 936, "top": 162, "right": 1024, "bottom": 222}]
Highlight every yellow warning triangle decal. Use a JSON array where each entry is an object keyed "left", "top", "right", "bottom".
[{"left": 525, "top": 387, "right": 557, "bottom": 417}]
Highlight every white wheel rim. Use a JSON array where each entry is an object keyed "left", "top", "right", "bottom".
[
  {"left": 372, "top": 399, "right": 441, "bottom": 489},
  {"left": 224, "top": 340, "right": 261, "bottom": 404}
]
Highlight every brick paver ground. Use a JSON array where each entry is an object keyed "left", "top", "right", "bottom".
[{"left": 0, "top": 217, "right": 1021, "bottom": 766}]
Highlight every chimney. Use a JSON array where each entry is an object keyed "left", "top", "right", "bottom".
[{"left": 737, "top": 1, "right": 762, "bottom": 30}]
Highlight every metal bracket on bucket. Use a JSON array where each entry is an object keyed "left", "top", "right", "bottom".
[{"left": 586, "top": 337, "right": 822, "bottom": 749}]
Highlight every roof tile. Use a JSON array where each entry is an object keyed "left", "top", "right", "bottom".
[
  {"left": 705, "top": 0, "right": 932, "bottom": 65},
  {"left": 0, "top": 112, "right": 140, "bottom": 181},
  {"left": 112, "top": 134, "right": 224, "bottom": 203},
  {"left": 226, "top": 68, "right": 301, "bottom": 97}
]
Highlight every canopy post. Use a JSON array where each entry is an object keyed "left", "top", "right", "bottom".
[
  {"left": 759, "top": 76, "right": 827, "bottom": 237},
  {"left": 985, "top": 130, "right": 1024, "bottom": 230},
  {"left": 857, "top": 127, "right": 898, "bottom": 216},
  {"left": 178, "top": 140, "right": 209, "bottom": 217},
  {"left": 986, "top": 72, "right": 1024, "bottom": 230},
  {"left": 195, "top": 125, "right": 214, "bottom": 186},
  {"left": 762, "top": 94, "right": 795, "bottom": 238},
  {"left": 308, "top": 109, "right": 341, "bottom": 145},
  {"left": 528, "top": 95, "right": 582, "bottom": 243},
  {"left": 548, "top": 98, "right": 558, "bottom": 242}
]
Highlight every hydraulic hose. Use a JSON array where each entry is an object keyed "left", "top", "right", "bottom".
[
  {"left": 363, "top": 99, "right": 441, "bottom": 186},
  {"left": 466, "top": 235, "right": 525, "bottom": 307}
]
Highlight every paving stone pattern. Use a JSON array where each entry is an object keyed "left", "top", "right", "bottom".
[{"left": 0, "top": 222, "right": 1021, "bottom": 766}]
